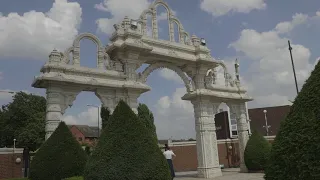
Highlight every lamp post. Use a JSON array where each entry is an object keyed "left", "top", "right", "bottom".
[
  {"left": 263, "top": 110, "right": 271, "bottom": 136},
  {"left": 288, "top": 40, "right": 299, "bottom": 95},
  {"left": 87, "top": 104, "right": 101, "bottom": 138}
]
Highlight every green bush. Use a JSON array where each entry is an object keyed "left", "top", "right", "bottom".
[
  {"left": 138, "top": 103, "right": 158, "bottom": 143},
  {"left": 244, "top": 130, "right": 271, "bottom": 171},
  {"left": 84, "top": 100, "right": 171, "bottom": 180},
  {"left": 264, "top": 60, "right": 320, "bottom": 180},
  {"left": 29, "top": 122, "right": 88, "bottom": 180}
]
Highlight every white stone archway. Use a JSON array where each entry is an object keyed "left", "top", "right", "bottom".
[{"left": 32, "top": 0, "right": 253, "bottom": 178}]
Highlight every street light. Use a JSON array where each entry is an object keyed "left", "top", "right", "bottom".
[
  {"left": 87, "top": 104, "right": 101, "bottom": 138},
  {"left": 263, "top": 110, "right": 271, "bottom": 136},
  {"left": 288, "top": 40, "right": 299, "bottom": 95}
]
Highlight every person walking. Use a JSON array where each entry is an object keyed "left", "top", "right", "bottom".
[{"left": 163, "top": 146, "right": 176, "bottom": 179}]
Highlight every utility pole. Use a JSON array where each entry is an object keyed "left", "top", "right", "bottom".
[{"left": 288, "top": 40, "right": 299, "bottom": 95}]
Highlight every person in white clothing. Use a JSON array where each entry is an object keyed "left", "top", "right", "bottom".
[{"left": 163, "top": 146, "right": 176, "bottom": 179}]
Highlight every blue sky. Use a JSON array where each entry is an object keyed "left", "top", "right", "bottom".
[{"left": 1, "top": 0, "right": 319, "bottom": 139}]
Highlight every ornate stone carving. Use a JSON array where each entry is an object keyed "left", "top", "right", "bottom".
[
  {"left": 192, "top": 99, "right": 222, "bottom": 178},
  {"left": 139, "top": 62, "right": 194, "bottom": 92},
  {"left": 168, "top": 50, "right": 178, "bottom": 57},
  {"left": 32, "top": 1, "right": 253, "bottom": 179},
  {"left": 228, "top": 102, "right": 249, "bottom": 173}
]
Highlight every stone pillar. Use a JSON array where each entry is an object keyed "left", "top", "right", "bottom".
[
  {"left": 97, "top": 47, "right": 105, "bottom": 69},
  {"left": 45, "top": 88, "right": 63, "bottom": 140},
  {"left": 228, "top": 102, "right": 249, "bottom": 172},
  {"left": 192, "top": 98, "right": 222, "bottom": 178},
  {"left": 193, "top": 65, "right": 208, "bottom": 89},
  {"left": 72, "top": 46, "right": 80, "bottom": 66},
  {"left": 152, "top": 8, "right": 158, "bottom": 39},
  {"left": 127, "top": 90, "right": 140, "bottom": 114}
]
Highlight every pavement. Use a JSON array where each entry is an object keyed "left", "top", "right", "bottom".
[{"left": 175, "top": 169, "right": 264, "bottom": 180}]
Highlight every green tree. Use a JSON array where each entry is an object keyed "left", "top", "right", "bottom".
[
  {"left": 84, "top": 100, "right": 171, "bottom": 180},
  {"left": 29, "top": 121, "right": 87, "bottom": 180},
  {"left": 0, "top": 92, "right": 46, "bottom": 150},
  {"left": 244, "top": 130, "right": 271, "bottom": 171},
  {"left": 138, "top": 103, "right": 158, "bottom": 142},
  {"left": 100, "top": 106, "right": 110, "bottom": 129},
  {"left": 264, "top": 60, "right": 320, "bottom": 180}
]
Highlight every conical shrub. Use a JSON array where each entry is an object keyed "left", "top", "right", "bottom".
[
  {"left": 264, "top": 60, "right": 320, "bottom": 180},
  {"left": 244, "top": 130, "right": 271, "bottom": 171},
  {"left": 84, "top": 100, "right": 171, "bottom": 180},
  {"left": 138, "top": 103, "right": 158, "bottom": 143},
  {"left": 29, "top": 121, "right": 87, "bottom": 180}
]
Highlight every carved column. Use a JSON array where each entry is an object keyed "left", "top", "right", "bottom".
[
  {"left": 72, "top": 46, "right": 80, "bottom": 66},
  {"left": 45, "top": 87, "right": 63, "bottom": 140},
  {"left": 127, "top": 90, "right": 140, "bottom": 114},
  {"left": 96, "top": 90, "right": 116, "bottom": 114},
  {"left": 228, "top": 102, "right": 249, "bottom": 172},
  {"left": 192, "top": 98, "right": 222, "bottom": 178},
  {"left": 152, "top": 8, "right": 158, "bottom": 39},
  {"left": 97, "top": 47, "right": 105, "bottom": 69},
  {"left": 193, "top": 65, "right": 208, "bottom": 89},
  {"left": 169, "top": 20, "right": 174, "bottom": 42}
]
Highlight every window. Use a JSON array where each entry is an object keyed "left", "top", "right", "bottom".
[{"left": 78, "top": 137, "right": 83, "bottom": 141}]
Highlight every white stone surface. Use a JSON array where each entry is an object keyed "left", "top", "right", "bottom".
[{"left": 32, "top": 0, "right": 253, "bottom": 178}]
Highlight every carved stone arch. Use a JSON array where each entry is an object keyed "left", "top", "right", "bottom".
[
  {"left": 63, "top": 46, "right": 74, "bottom": 64},
  {"left": 170, "top": 17, "right": 185, "bottom": 43},
  {"left": 72, "top": 32, "right": 103, "bottom": 48},
  {"left": 152, "top": 0, "right": 172, "bottom": 15},
  {"left": 71, "top": 33, "right": 107, "bottom": 69},
  {"left": 140, "top": 62, "right": 194, "bottom": 92}
]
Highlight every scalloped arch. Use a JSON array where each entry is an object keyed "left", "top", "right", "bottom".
[{"left": 140, "top": 62, "right": 194, "bottom": 92}]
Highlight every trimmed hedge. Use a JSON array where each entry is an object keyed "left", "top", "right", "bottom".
[
  {"left": 244, "top": 130, "right": 271, "bottom": 171},
  {"left": 84, "top": 100, "right": 171, "bottom": 180},
  {"left": 264, "top": 60, "right": 320, "bottom": 180},
  {"left": 138, "top": 103, "right": 158, "bottom": 143},
  {"left": 29, "top": 122, "right": 87, "bottom": 180}
]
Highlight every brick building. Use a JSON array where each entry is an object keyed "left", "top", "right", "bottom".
[
  {"left": 167, "top": 105, "right": 291, "bottom": 172},
  {"left": 68, "top": 125, "right": 100, "bottom": 146}
]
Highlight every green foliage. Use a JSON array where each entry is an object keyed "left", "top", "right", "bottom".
[
  {"left": 0, "top": 92, "right": 46, "bottom": 150},
  {"left": 264, "top": 60, "right": 320, "bottom": 180},
  {"left": 6, "top": 177, "right": 83, "bottom": 180},
  {"left": 100, "top": 106, "right": 110, "bottom": 129},
  {"left": 244, "top": 130, "right": 271, "bottom": 171},
  {"left": 29, "top": 122, "right": 88, "bottom": 180},
  {"left": 138, "top": 103, "right": 158, "bottom": 142},
  {"left": 84, "top": 100, "right": 171, "bottom": 180}
]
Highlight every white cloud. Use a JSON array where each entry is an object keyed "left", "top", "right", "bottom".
[
  {"left": 0, "top": 89, "right": 15, "bottom": 100},
  {"left": 62, "top": 107, "right": 100, "bottom": 126},
  {"left": 153, "top": 88, "right": 195, "bottom": 139},
  {"left": 158, "top": 68, "right": 183, "bottom": 84},
  {"left": 275, "top": 13, "right": 308, "bottom": 34},
  {"left": 95, "top": 0, "right": 151, "bottom": 35},
  {"left": 230, "top": 13, "right": 317, "bottom": 108},
  {"left": 0, "top": 0, "right": 82, "bottom": 60},
  {"left": 200, "top": 0, "right": 266, "bottom": 17}
]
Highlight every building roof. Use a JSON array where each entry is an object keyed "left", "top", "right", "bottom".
[{"left": 68, "top": 125, "right": 100, "bottom": 138}]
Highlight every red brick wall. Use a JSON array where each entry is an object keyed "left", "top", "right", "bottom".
[
  {"left": 170, "top": 137, "right": 274, "bottom": 172},
  {"left": 0, "top": 151, "right": 24, "bottom": 180}
]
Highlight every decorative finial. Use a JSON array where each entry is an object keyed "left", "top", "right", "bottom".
[
  {"left": 49, "top": 49, "right": 61, "bottom": 63},
  {"left": 235, "top": 58, "right": 240, "bottom": 82}
]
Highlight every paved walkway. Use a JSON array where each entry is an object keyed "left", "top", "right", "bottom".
[{"left": 175, "top": 169, "right": 264, "bottom": 180}]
